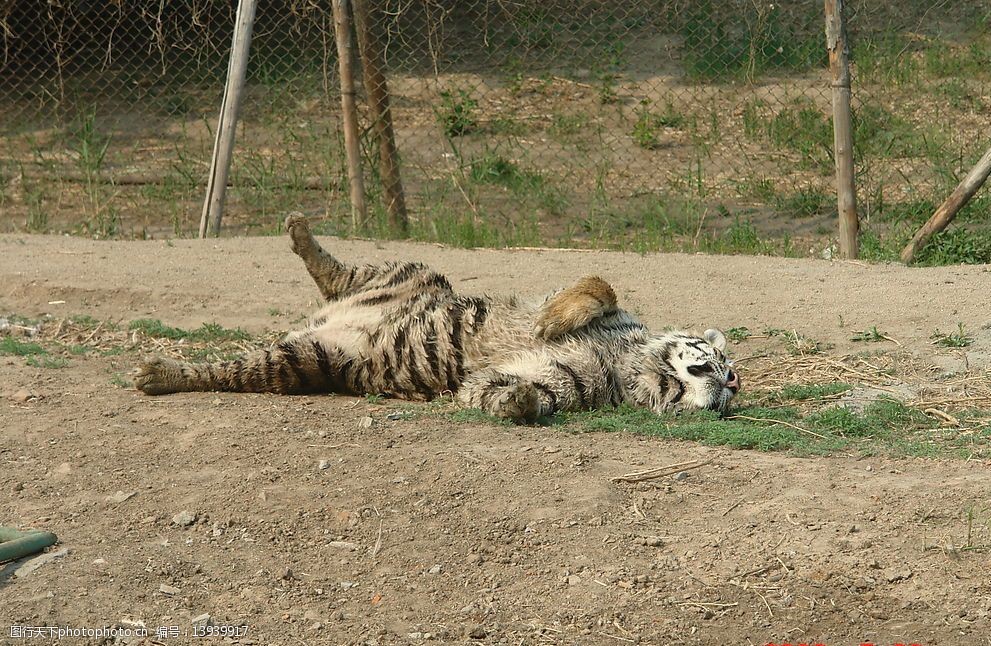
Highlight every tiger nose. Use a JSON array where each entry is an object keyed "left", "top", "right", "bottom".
[{"left": 726, "top": 370, "right": 740, "bottom": 393}]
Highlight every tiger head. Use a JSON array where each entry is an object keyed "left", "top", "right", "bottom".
[{"left": 624, "top": 328, "right": 739, "bottom": 413}]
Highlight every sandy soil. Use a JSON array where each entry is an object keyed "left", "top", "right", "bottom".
[{"left": 2, "top": 233, "right": 991, "bottom": 645}]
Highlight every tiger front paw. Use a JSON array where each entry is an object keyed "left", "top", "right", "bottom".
[
  {"left": 491, "top": 382, "right": 541, "bottom": 424},
  {"left": 133, "top": 357, "right": 188, "bottom": 395}
]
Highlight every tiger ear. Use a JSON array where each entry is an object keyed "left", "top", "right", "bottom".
[{"left": 703, "top": 328, "right": 727, "bottom": 351}]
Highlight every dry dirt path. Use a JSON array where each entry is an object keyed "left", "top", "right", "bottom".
[{"left": 2, "top": 234, "right": 991, "bottom": 645}]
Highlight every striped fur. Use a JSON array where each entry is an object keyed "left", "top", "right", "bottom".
[{"left": 134, "top": 214, "right": 740, "bottom": 422}]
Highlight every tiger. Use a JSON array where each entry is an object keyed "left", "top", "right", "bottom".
[{"left": 133, "top": 214, "right": 740, "bottom": 423}]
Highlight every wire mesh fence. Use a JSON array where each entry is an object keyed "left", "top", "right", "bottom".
[{"left": 1, "top": 1, "right": 989, "bottom": 260}]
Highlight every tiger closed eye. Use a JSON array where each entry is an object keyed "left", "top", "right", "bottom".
[{"left": 687, "top": 364, "right": 714, "bottom": 376}]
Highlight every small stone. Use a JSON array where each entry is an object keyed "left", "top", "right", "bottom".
[
  {"left": 645, "top": 536, "right": 663, "bottom": 547},
  {"left": 191, "top": 613, "right": 212, "bottom": 628},
  {"left": 357, "top": 416, "right": 373, "bottom": 429},
  {"left": 566, "top": 575, "right": 581, "bottom": 585},
  {"left": 339, "top": 580, "right": 357, "bottom": 590},
  {"left": 327, "top": 541, "right": 358, "bottom": 551},
  {"left": 12, "top": 482, "right": 24, "bottom": 492},
  {"left": 467, "top": 553, "right": 484, "bottom": 565},
  {"left": 13, "top": 548, "right": 70, "bottom": 578},
  {"left": 159, "top": 584, "right": 180, "bottom": 596},
  {"left": 886, "top": 569, "right": 913, "bottom": 583},
  {"left": 866, "top": 465, "right": 874, "bottom": 472},
  {"left": 468, "top": 626, "right": 487, "bottom": 640},
  {"left": 848, "top": 524, "right": 861, "bottom": 533},
  {"left": 543, "top": 447, "right": 561, "bottom": 454},
  {"left": 408, "top": 632, "right": 423, "bottom": 639},
  {"left": 318, "top": 459, "right": 331, "bottom": 470},
  {"left": 280, "top": 567, "right": 294, "bottom": 581},
  {"left": 10, "top": 389, "right": 38, "bottom": 403},
  {"left": 426, "top": 564, "right": 442, "bottom": 575},
  {"left": 672, "top": 471, "right": 689, "bottom": 481},
  {"left": 107, "top": 490, "right": 137, "bottom": 504},
  {"left": 171, "top": 510, "right": 196, "bottom": 527}
]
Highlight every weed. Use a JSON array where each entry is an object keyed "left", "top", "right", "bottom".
[
  {"left": 26, "top": 355, "right": 68, "bottom": 369},
  {"left": 725, "top": 327, "right": 751, "bottom": 342},
  {"left": 598, "top": 77, "right": 620, "bottom": 105},
  {"left": 438, "top": 88, "right": 479, "bottom": 137},
  {"left": 775, "top": 383, "right": 852, "bottom": 401},
  {"left": 851, "top": 326, "right": 890, "bottom": 343},
  {"left": 110, "top": 372, "right": 131, "bottom": 388},
  {"left": 932, "top": 323, "right": 974, "bottom": 348},
  {"left": 915, "top": 228, "right": 991, "bottom": 266},
  {"left": 734, "top": 175, "right": 776, "bottom": 202},
  {"left": 775, "top": 186, "right": 831, "bottom": 218},
  {"left": 631, "top": 100, "right": 684, "bottom": 149},
  {"left": 0, "top": 337, "right": 47, "bottom": 356},
  {"left": 549, "top": 113, "right": 590, "bottom": 140},
  {"left": 70, "top": 107, "right": 119, "bottom": 238},
  {"left": 365, "top": 394, "right": 385, "bottom": 404}
]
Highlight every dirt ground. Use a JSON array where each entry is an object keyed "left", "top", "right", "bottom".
[{"left": 2, "top": 233, "right": 991, "bottom": 646}]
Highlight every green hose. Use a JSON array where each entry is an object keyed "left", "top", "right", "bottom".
[{"left": 0, "top": 526, "right": 58, "bottom": 563}]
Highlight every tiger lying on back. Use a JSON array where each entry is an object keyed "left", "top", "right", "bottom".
[{"left": 134, "top": 214, "right": 740, "bottom": 422}]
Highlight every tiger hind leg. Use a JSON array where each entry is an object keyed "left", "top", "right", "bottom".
[
  {"left": 534, "top": 275, "right": 617, "bottom": 340},
  {"left": 285, "top": 213, "right": 383, "bottom": 301},
  {"left": 134, "top": 336, "right": 358, "bottom": 396}
]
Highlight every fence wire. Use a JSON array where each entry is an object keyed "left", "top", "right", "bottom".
[{"left": 1, "top": 1, "right": 989, "bottom": 259}]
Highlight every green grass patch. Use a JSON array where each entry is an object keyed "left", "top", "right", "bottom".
[
  {"left": 775, "top": 383, "right": 852, "bottom": 402},
  {"left": 0, "top": 336, "right": 47, "bottom": 356},
  {"left": 679, "top": 0, "right": 824, "bottom": 81},
  {"left": 449, "top": 396, "right": 985, "bottom": 458},
  {"left": 26, "top": 355, "right": 69, "bottom": 369},
  {"left": 128, "top": 319, "right": 250, "bottom": 343}
]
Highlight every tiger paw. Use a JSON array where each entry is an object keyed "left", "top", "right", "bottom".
[
  {"left": 133, "top": 357, "right": 188, "bottom": 395},
  {"left": 491, "top": 382, "right": 541, "bottom": 424},
  {"left": 285, "top": 212, "right": 316, "bottom": 257}
]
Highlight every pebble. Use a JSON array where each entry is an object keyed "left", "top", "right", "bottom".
[
  {"left": 107, "top": 490, "right": 137, "bottom": 504},
  {"left": 672, "top": 471, "right": 690, "bottom": 482},
  {"left": 280, "top": 567, "right": 294, "bottom": 580},
  {"left": 565, "top": 575, "right": 581, "bottom": 585},
  {"left": 171, "top": 510, "right": 197, "bottom": 527},
  {"left": 644, "top": 536, "right": 663, "bottom": 547},
  {"left": 328, "top": 541, "right": 359, "bottom": 551},
  {"left": 191, "top": 614, "right": 212, "bottom": 627},
  {"left": 886, "top": 569, "right": 913, "bottom": 583},
  {"left": 468, "top": 626, "right": 487, "bottom": 639},
  {"left": 467, "top": 553, "right": 484, "bottom": 565},
  {"left": 10, "top": 388, "right": 38, "bottom": 403},
  {"left": 13, "top": 548, "right": 70, "bottom": 578},
  {"left": 357, "top": 416, "right": 374, "bottom": 429},
  {"left": 318, "top": 459, "right": 331, "bottom": 470},
  {"left": 427, "top": 564, "right": 443, "bottom": 575},
  {"left": 13, "top": 482, "right": 24, "bottom": 492},
  {"left": 159, "top": 584, "right": 180, "bottom": 596}
]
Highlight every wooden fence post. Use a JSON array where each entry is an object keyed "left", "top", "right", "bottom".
[
  {"left": 899, "top": 145, "right": 991, "bottom": 264},
  {"left": 199, "top": 0, "right": 258, "bottom": 238},
  {"left": 332, "top": 0, "right": 368, "bottom": 229},
  {"left": 353, "top": 0, "right": 409, "bottom": 235},
  {"left": 824, "top": 0, "right": 858, "bottom": 259}
]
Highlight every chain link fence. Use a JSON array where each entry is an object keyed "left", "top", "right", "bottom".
[{"left": 1, "top": 1, "right": 989, "bottom": 259}]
